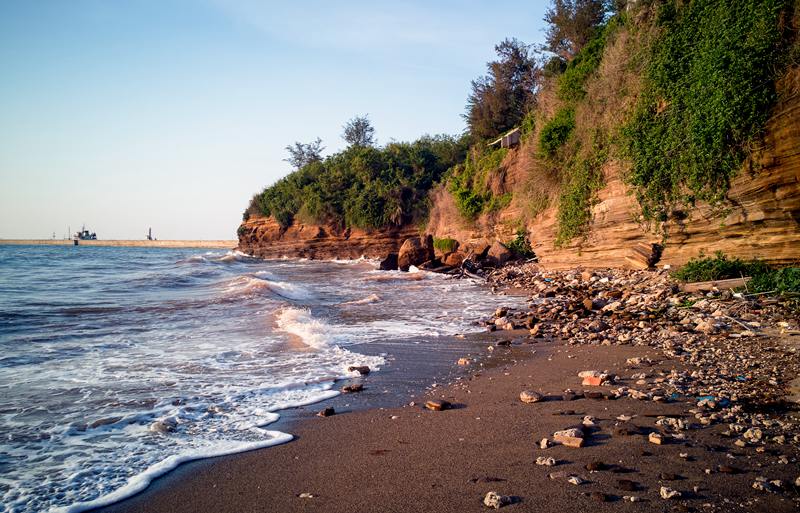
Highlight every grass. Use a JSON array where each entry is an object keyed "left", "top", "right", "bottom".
[{"left": 433, "top": 237, "right": 458, "bottom": 254}]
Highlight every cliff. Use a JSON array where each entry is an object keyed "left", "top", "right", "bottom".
[{"left": 237, "top": 216, "right": 418, "bottom": 260}]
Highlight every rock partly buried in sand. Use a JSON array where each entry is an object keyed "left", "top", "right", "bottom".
[
  {"left": 660, "top": 486, "right": 682, "bottom": 499},
  {"left": 342, "top": 384, "right": 364, "bottom": 393},
  {"left": 398, "top": 235, "right": 435, "bottom": 272},
  {"left": 347, "top": 365, "right": 371, "bottom": 375},
  {"left": 379, "top": 253, "right": 398, "bottom": 271},
  {"left": 617, "top": 479, "right": 639, "bottom": 491},
  {"left": 317, "top": 407, "right": 335, "bottom": 417},
  {"left": 519, "top": 390, "right": 543, "bottom": 404},
  {"left": 425, "top": 399, "right": 451, "bottom": 411},
  {"left": 553, "top": 428, "right": 585, "bottom": 448},
  {"left": 589, "top": 492, "right": 611, "bottom": 502},
  {"left": 483, "top": 491, "right": 513, "bottom": 509},
  {"left": 648, "top": 432, "right": 665, "bottom": 445},
  {"left": 535, "top": 456, "right": 557, "bottom": 466}
]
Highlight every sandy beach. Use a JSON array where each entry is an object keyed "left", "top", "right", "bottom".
[{"left": 96, "top": 266, "right": 800, "bottom": 513}]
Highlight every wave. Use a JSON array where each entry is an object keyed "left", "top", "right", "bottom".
[
  {"left": 341, "top": 293, "right": 381, "bottom": 305},
  {"left": 222, "top": 276, "right": 312, "bottom": 302},
  {"left": 178, "top": 250, "right": 256, "bottom": 265},
  {"left": 275, "top": 307, "right": 339, "bottom": 350}
]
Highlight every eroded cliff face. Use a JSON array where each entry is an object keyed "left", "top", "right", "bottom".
[
  {"left": 424, "top": 68, "right": 800, "bottom": 269},
  {"left": 239, "top": 69, "right": 799, "bottom": 267},
  {"left": 237, "top": 216, "right": 418, "bottom": 260}
]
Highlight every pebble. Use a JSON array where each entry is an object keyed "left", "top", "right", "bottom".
[
  {"left": 648, "top": 432, "right": 664, "bottom": 445},
  {"left": 342, "top": 384, "right": 363, "bottom": 393},
  {"left": 424, "top": 400, "right": 450, "bottom": 411},
  {"left": 519, "top": 390, "right": 543, "bottom": 403},
  {"left": 553, "top": 428, "right": 584, "bottom": 448},
  {"left": 483, "top": 491, "right": 513, "bottom": 509},
  {"left": 317, "top": 407, "right": 335, "bottom": 417},
  {"left": 660, "top": 486, "right": 682, "bottom": 499},
  {"left": 536, "top": 456, "right": 557, "bottom": 466}
]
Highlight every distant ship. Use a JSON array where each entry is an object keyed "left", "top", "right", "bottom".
[{"left": 74, "top": 225, "right": 97, "bottom": 240}]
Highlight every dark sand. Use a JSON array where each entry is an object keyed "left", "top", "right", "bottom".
[{"left": 97, "top": 333, "right": 799, "bottom": 513}]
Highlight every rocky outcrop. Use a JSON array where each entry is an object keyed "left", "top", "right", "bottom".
[
  {"left": 237, "top": 216, "right": 418, "bottom": 260},
  {"left": 397, "top": 235, "right": 435, "bottom": 271}
]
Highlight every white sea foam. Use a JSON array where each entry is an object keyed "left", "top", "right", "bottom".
[{"left": 341, "top": 293, "right": 382, "bottom": 305}]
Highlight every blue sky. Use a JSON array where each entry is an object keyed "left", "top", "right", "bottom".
[{"left": 0, "top": 0, "right": 548, "bottom": 239}]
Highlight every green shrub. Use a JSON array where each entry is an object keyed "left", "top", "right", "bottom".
[
  {"left": 520, "top": 111, "right": 536, "bottom": 137},
  {"left": 623, "top": 0, "right": 793, "bottom": 221},
  {"left": 433, "top": 237, "right": 459, "bottom": 253},
  {"left": 486, "top": 192, "right": 512, "bottom": 213},
  {"left": 539, "top": 107, "right": 575, "bottom": 157},
  {"left": 451, "top": 185, "right": 485, "bottom": 219},
  {"left": 506, "top": 229, "right": 535, "bottom": 258},
  {"left": 672, "top": 251, "right": 769, "bottom": 282},
  {"left": 448, "top": 146, "right": 509, "bottom": 220},
  {"left": 749, "top": 267, "right": 800, "bottom": 295},
  {"left": 251, "top": 134, "right": 469, "bottom": 231},
  {"left": 554, "top": 144, "right": 606, "bottom": 246}
]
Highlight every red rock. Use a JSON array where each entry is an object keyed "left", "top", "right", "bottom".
[{"left": 425, "top": 400, "right": 451, "bottom": 411}]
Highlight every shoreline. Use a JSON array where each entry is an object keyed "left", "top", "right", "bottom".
[
  {"left": 98, "top": 264, "right": 800, "bottom": 512},
  {"left": 0, "top": 239, "right": 237, "bottom": 249}
]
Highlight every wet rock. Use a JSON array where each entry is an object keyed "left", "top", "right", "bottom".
[
  {"left": 398, "top": 235, "right": 434, "bottom": 272},
  {"left": 149, "top": 417, "right": 177, "bottom": 434},
  {"left": 519, "top": 390, "right": 543, "bottom": 404},
  {"left": 317, "top": 407, "right": 335, "bottom": 417},
  {"left": 457, "top": 358, "right": 471, "bottom": 366},
  {"left": 348, "top": 365, "right": 371, "bottom": 375},
  {"left": 379, "top": 253, "right": 398, "bottom": 271},
  {"left": 483, "top": 491, "right": 513, "bottom": 509},
  {"left": 342, "top": 384, "right": 363, "bottom": 393},
  {"left": 425, "top": 399, "right": 451, "bottom": 411}
]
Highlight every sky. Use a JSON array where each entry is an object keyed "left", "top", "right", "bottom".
[{"left": 0, "top": 0, "right": 548, "bottom": 240}]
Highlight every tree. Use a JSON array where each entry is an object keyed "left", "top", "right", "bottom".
[
  {"left": 465, "top": 38, "right": 540, "bottom": 140},
  {"left": 544, "top": 0, "right": 610, "bottom": 59},
  {"left": 284, "top": 138, "right": 325, "bottom": 170},
  {"left": 342, "top": 115, "right": 376, "bottom": 147}
]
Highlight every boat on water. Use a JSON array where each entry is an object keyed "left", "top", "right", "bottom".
[{"left": 74, "top": 225, "right": 97, "bottom": 242}]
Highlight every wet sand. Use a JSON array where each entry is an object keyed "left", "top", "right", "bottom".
[{"left": 96, "top": 331, "right": 800, "bottom": 513}]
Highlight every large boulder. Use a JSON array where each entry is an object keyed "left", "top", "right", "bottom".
[
  {"left": 443, "top": 251, "right": 464, "bottom": 267},
  {"left": 485, "top": 241, "right": 513, "bottom": 267},
  {"left": 379, "top": 253, "right": 398, "bottom": 271},
  {"left": 398, "top": 235, "right": 435, "bottom": 271}
]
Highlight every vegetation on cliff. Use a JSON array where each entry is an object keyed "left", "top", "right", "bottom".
[{"left": 244, "top": 0, "right": 797, "bottom": 252}]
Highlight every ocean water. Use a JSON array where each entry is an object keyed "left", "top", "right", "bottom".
[{"left": 0, "top": 245, "right": 516, "bottom": 513}]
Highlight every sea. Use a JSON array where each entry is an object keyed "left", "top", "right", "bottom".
[{"left": 0, "top": 245, "right": 518, "bottom": 513}]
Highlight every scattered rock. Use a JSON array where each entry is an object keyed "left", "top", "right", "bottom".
[
  {"left": 398, "top": 235, "right": 434, "bottom": 272},
  {"left": 568, "top": 475, "right": 586, "bottom": 485},
  {"left": 617, "top": 479, "right": 638, "bottom": 492},
  {"left": 149, "top": 418, "right": 177, "bottom": 434},
  {"left": 425, "top": 400, "right": 451, "bottom": 411},
  {"left": 317, "top": 407, "right": 335, "bottom": 417},
  {"left": 483, "top": 491, "right": 513, "bottom": 509},
  {"left": 519, "top": 390, "right": 543, "bottom": 404},
  {"left": 536, "top": 456, "right": 557, "bottom": 466},
  {"left": 586, "top": 461, "right": 607, "bottom": 471},
  {"left": 553, "top": 428, "right": 585, "bottom": 448},
  {"left": 342, "top": 384, "right": 363, "bottom": 393},
  {"left": 347, "top": 365, "right": 370, "bottom": 375},
  {"left": 457, "top": 358, "right": 471, "bottom": 366},
  {"left": 660, "top": 486, "right": 681, "bottom": 499},
  {"left": 485, "top": 241, "right": 513, "bottom": 267},
  {"left": 589, "top": 492, "right": 611, "bottom": 502},
  {"left": 648, "top": 432, "right": 665, "bottom": 445}
]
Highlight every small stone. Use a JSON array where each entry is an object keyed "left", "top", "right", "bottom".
[
  {"left": 718, "top": 465, "right": 741, "bottom": 474},
  {"left": 590, "top": 492, "right": 611, "bottom": 502},
  {"left": 483, "top": 491, "right": 513, "bottom": 509},
  {"left": 342, "top": 384, "right": 363, "bottom": 393},
  {"left": 617, "top": 479, "right": 638, "bottom": 492},
  {"left": 425, "top": 400, "right": 450, "bottom": 411},
  {"left": 519, "top": 390, "right": 543, "bottom": 404},
  {"left": 553, "top": 428, "right": 585, "bottom": 448},
  {"left": 568, "top": 475, "right": 586, "bottom": 485},
  {"left": 659, "top": 473, "right": 680, "bottom": 481},
  {"left": 582, "top": 376, "right": 604, "bottom": 386},
  {"left": 347, "top": 365, "right": 370, "bottom": 375},
  {"left": 648, "top": 432, "right": 664, "bottom": 445},
  {"left": 298, "top": 493, "right": 314, "bottom": 499},
  {"left": 536, "top": 456, "right": 557, "bottom": 466},
  {"left": 539, "top": 438, "right": 550, "bottom": 449},
  {"left": 549, "top": 471, "right": 569, "bottom": 480},
  {"left": 457, "top": 358, "right": 471, "bottom": 366},
  {"left": 317, "top": 407, "right": 335, "bottom": 417},
  {"left": 660, "top": 486, "right": 681, "bottom": 499},
  {"left": 586, "top": 461, "right": 606, "bottom": 471}
]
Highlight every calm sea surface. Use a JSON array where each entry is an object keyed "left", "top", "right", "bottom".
[{"left": 0, "top": 245, "right": 514, "bottom": 512}]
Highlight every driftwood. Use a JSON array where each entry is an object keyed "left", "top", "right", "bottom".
[{"left": 679, "top": 277, "right": 751, "bottom": 293}]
